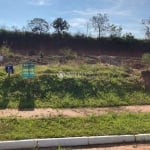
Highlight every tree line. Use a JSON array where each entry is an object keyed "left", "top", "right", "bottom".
[
  {"left": 0, "top": 13, "right": 150, "bottom": 57},
  {"left": 1, "top": 13, "right": 150, "bottom": 39},
  {"left": 25, "top": 14, "right": 130, "bottom": 39}
]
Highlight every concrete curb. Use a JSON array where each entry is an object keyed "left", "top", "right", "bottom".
[
  {"left": 0, "top": 139, "right": 37, "bottom": 150},
  {"left": 135, "top": 134, "right": 150, "bottom": 142},
  {"left": 88, "top": 135, "right": 135, "bottom": 145},
  {"left": 0, "top": 134, "right": 150, "bottom": 150},
  {"left": 38, "top": 137, "right": 89, "bottom": 147}
]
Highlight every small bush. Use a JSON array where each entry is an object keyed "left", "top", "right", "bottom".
[
  {"left": 0, "top": 45, "right": 13, "bottom": 56},
  {"left": 60, "top": 48, "right": 77, "bottom": 60},
  {"left": 141, "top": 53, "right": 150, "bottom": 65}
]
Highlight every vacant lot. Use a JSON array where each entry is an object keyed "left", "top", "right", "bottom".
[
  {"left": 0, "top": 63, "right": 149, "bottom": 109},
  {"left": 0, "top": 60, "right": 149, "bottom": 143}
]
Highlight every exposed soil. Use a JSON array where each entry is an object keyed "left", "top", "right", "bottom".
[
  {"left": 0, "top": 105, "right": 150, "bottom": 118},
  {"left": 71, "top": 144, "right": 150, "bottom": 150},
  {"left": 34, "top": 144, "right": 150, "bottom": 150}
]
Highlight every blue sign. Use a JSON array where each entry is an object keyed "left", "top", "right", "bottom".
[{"left": 5, "top": 64, "right": 14, "bottom": 74}]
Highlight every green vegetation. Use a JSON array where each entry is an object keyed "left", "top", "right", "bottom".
[
  {"left": 60, "top": 48, "right": 77, "bottom": 61},
  {"left": 0, "top": 113, "right": 150, "bottom": 140},
  {"left": 0, "top": 28, "right": 150, "bottom": 57},
  {"left": 141, "top": 53, "right": 150, "bottom": 69},
  {"left": 0, "top": 63, "right": 149, "bottom": 109},
  {"left": 0, "top": 45, "right": 13, "bottom": 56}
]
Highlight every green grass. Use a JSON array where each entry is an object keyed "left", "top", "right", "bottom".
[
  {"left": 0, "top": 63, "right": 149, "bottom": 109},
  {"left": 0, "top": 113, "right": 150, "bottom": 140}
]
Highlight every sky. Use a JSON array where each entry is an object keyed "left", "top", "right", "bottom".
[{"left": 0, "top": 0, "right": 149, "bottom": 38}]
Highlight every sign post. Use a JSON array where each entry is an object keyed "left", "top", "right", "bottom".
[
  {"left": 5, "top": 64, "right": 14, "bottom": 79},
  {"left": 21, "top": 61, "right": 35, "bottom": 109},
  {"left": 22, "top": 61, "right": 35, "bottom": 79}
]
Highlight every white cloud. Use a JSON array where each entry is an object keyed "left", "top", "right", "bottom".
[
  {"left": 28, "top": 0, "right": 52, "bottom": 6},
  {"left": 71, "top": 0, "right": 133, "bottom": 36},
  {"left": 73, "top": 7, "right": 131, "bottom": 18},
  {"left": 122, "top": 22, "right": 144, "bottom": 38},
  {"left": 69, "top": 18, "right": 87, "bottom": 27},
  {"left": 69, "top": 18, "right": 91, "bottom": 35},
  {"left": 72, "top": 0, "right": 133, "bottom": 18}
]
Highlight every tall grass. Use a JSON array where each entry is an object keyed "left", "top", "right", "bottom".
[
  {"left": 0, "top": 64, "right": 149, "bottom": 109},
  {"left": 0, "top": 113, "right": 150, "bottom": 140}
]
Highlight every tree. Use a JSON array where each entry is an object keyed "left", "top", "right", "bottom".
[
  {"left": 142, "top": 18, "right": 150, "bottom": 39},
  {"left": 85, "top": 22, "right": 91, "bottom": 37},
  {"left": 90, "top": 13, "right": 109, "bottom": 39},
  {"left": 108, "top": 24, "right": 122, "bottom": 37},
  {"left": 52, "top": 18, "right": 70, "bottom": 34},
  {"left": 122, "top": 32, "right": 134, "bottom": 40},
  {"left": 11, "top": 25, "right": 20, "bottom": 32},
  {"left": 28, "top": 18, "right": 49, "bottom": 34}
]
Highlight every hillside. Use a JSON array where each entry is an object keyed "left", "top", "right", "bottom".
[{"left": 0, "top": 62, "right": 149, "bottom": 109}]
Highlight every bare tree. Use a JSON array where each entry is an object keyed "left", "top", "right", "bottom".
[
  {"left": 122, "top": 32, "right": 134, "bottom": 40},
  {"left": 85, "top": 22, "right": 90, "bottom": 37},
  {"left": 108, "top": 24, "right": 122, "bottom": 37},
  {"left": 90, "top": 13, "right": 109, "bottom": 39},
  {"left": 142, "top": 18, "right": 150, "bottom": 39}
]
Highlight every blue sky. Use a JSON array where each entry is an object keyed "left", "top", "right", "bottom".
[{"left": 0, "top": 0, "right": 149, "bottom": 38}]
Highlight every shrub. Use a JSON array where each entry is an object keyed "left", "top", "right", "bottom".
[
  {"left": 141, "top": 53, "right": 150, "bottom": 65},
  {"left": 60, "top": 48, "right": 77, "bottom": 60},
  {"left": 0, "top": 45, "right": 13, "bottom": 56},
  {"left": 141, "top": 53, "right": 150, "bottom": 90}
]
